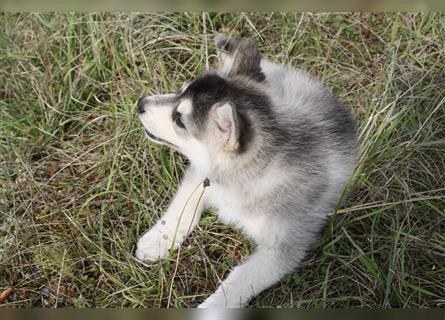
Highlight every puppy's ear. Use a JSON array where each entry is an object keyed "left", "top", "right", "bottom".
[
  {"left": 215, "top": 102, "right": 239, "bottom": 152},
  {"left": 214, "top": 34, "right": 265, "bottom": 82},
  {"left": 215, "top": 33, "right": 239, "bottom": 55}
]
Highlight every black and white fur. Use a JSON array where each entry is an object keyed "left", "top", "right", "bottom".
[{"left": 135, "top": 34, "right": 357, "bottom": 308}]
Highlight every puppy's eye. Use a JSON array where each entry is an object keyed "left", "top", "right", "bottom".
[{"left": 175, "top": 112, "right": 186, "bottom": 129}]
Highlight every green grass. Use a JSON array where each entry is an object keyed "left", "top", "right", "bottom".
[{"left": 1, "top": 12, "right": 444, "bottom": 307}]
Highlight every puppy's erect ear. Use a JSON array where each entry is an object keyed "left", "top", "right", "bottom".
[
  {"left": 215, "top": 34, "right": 265, "bottom": 82},
  {"left": 215, "top": 102, "right": 239, "bottom": 152}
]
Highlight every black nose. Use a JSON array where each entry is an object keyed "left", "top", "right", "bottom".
[{"left": 137, "top": 97, "right": 146, "bottom": 114}]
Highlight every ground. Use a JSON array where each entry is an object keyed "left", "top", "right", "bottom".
[{"left": 0, "top": 13, "right": 444, "bottom": 307}]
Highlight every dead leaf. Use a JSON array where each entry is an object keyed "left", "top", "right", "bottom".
[{"left": 0, "top": 288, "right": 14, "bottom": 303}]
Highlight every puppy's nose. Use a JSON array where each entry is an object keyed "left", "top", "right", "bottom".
[{"left": 137, "top": 97, "right": 146, "bottom": 114}]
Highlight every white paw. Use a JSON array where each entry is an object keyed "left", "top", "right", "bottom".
[
  {"left": 198, "top": 294, "right": 225, "bottom": 308},
  {"left": 198, "top": 292, "right": 236, "bottom": 308},
  {"left": 135, "top": 225, "right": 178, "bottom": 261}
]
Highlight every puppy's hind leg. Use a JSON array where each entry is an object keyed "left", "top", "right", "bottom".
[
  {"left": 198, "top": 243, "right": 306, "bottom": 308},
  {"left": 136, "top": 168, "right": 207, "bottom": 261}
]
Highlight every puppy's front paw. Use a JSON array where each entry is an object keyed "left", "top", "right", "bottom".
[{"left": 135, "top": 226, "right": 175, "bottom": 262}]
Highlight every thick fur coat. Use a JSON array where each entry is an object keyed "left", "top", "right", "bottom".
[{"left": 135, "top": 34, "right": 357, "bottom": 308}]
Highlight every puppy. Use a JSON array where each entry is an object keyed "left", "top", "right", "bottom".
[{"left": 135, "top": 34, "right": 357, "bottom": 308}]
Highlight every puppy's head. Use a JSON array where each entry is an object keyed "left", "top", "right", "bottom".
[{"left": 137, "top": 35, "right": 268, "bottom": 172}]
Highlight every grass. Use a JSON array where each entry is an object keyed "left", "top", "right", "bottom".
[{"left": 0, "top": 12, "right": 444, "bottom": 308}]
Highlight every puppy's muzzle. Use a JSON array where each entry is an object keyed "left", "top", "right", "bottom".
[{"left": 137, "top": 97, "right": 146, "bottom": 114}]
